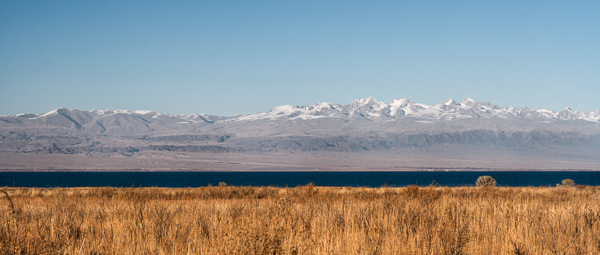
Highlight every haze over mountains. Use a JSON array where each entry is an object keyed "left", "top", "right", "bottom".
[{"left": 1, "top": 98, "right": 600, "bottom": 171}]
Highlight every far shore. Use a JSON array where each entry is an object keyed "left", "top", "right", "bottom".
[{"left": 2, "top": 167, "right": 599, "bottom": 172}]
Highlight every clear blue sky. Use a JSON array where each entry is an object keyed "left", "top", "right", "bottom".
[{"left": 1, "top": 1, "right": 599, "bottom": 116}]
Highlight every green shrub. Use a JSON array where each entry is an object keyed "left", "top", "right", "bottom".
[{"left": 476, "top": 176, "right": 497, "bottom": 187}]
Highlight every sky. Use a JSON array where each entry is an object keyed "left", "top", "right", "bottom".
[{"left": 1, "top": 1, "right": 599, "bottom": 116}]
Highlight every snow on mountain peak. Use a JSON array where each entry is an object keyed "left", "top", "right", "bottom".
[
  {"left": 134, "top": 110, "right": 158, "bottom": 115},
  {"left": 270, "top": 105, "right": 296, "bottom": 114},
  {"left": 90, "top": 109, "right": 113, "bottom": 115},
  {"left": 35, "top": 108, "right": 74, "bottom": 119},
  {"left": 460, "top": 98, "right": 477, "bottom": 107},
  {"left": 350, "top": 97, "right": 384, "bottom": 106},
  {"left": 390, "top": 97, "right": 413, "bottom": 107},
  {"left": 561, "top": 107, "right": 572, "bottom": 112},
  {"left": 38, "top": 108, "right": 61, "bottom": 118},
  {"left": 347, "top": 97, "right": 386, "bottom": 113},
  {"left": 443, "top": 98, "right": 458, "bottom": 106},
  {"left": 314, "top": 102, "right": 333, "bottom": 108}
]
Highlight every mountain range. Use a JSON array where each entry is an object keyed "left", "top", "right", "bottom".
[{"left": 1, "top": 98, "right": 600, "bottom": 171}]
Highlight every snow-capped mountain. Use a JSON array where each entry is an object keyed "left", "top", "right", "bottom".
[
  {"left": 1, "top": 97, "right": 600, "bottom": 171},
  {"left": 2, "top": 98, "right": 599, "bottom": 130},
  {"left": 230, "top": 97, "right": 600, "bottom": 123}
]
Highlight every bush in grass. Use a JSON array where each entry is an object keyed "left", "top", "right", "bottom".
[
  {"left": 476, "top": 176, "right": 497, "bottom": 187},
  {"left": 561, "top": 179, "right": 575, "bottom": 187}
]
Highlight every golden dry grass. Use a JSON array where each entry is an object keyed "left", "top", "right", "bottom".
[{"left": 2, "top": 184, "right": 600, "bottom": 254}]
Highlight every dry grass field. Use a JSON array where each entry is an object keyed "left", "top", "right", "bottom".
[{"left": 2, "top": 184, "right": 600, "bottom": 254}]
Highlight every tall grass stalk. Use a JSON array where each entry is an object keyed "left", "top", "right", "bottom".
[{"left": 1, "top": 190, "right": 15, "bottom": 214}]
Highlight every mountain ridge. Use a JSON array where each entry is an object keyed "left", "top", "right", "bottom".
[
  {"left": 4, "top": 97, "right": 600, "bottom": 126},
  {"left": 1, "top": 97, "right": 600, "bottom": 170}
]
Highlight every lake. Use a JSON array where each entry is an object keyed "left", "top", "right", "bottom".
[{"left": 1, "top": 171, "right": 600, "bottom": 188}]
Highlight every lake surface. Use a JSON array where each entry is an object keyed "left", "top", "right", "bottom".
[{"left": 1, "top": 171, "right": 600, "bottom": 188}]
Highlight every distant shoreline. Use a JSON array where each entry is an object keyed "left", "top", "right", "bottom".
[{"left": 2, "top": 168, "right": 599, "bottom": 172}]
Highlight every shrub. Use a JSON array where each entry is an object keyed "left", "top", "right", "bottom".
[
  {"left": 218, "top": 182, "right": 228, "bottom": 187},
  {"left": 476, "top": 176, "right": 497, "bottom": 187},
  {"left": 561, "top": 179, "right": 575, "bottom": 187}
]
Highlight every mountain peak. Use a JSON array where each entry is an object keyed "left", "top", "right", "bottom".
[
  {"left": 561, "top": 107, "right": 572, "bottom": 112},
  {"left": 351, "top": 97, "right": 383, "bottom": 105},
  {"left": 134, "top": 110, "right": 158, "bottom": 115},
  {"left": 460, "top": 98, "right": 477, "bottom": 107},
  {"left": 390, "top": 97, "right": 413, "bottom": 107},
  {"left": 38, "top": 108, "right": 67, "bottom": 118},
  {"left": 90, "top": 109, "right": 113, "bottom": 115},
  {"left": 443, "top": 98, "right": 458, "bottom": 106},
  {"left": 347, "top": 97, "right": 386, "bottom": 110}
]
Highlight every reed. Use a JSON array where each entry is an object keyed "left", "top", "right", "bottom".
[
  {"left": 0, "top": 190, "right": 15, "bottom": 214},
  {"left": 1, "top": 185, "right": 600, "bottom": 254}
]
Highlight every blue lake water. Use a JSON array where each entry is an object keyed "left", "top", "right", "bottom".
[{"left": 1, "top": 171, "right": 600, "bottom": 188}]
